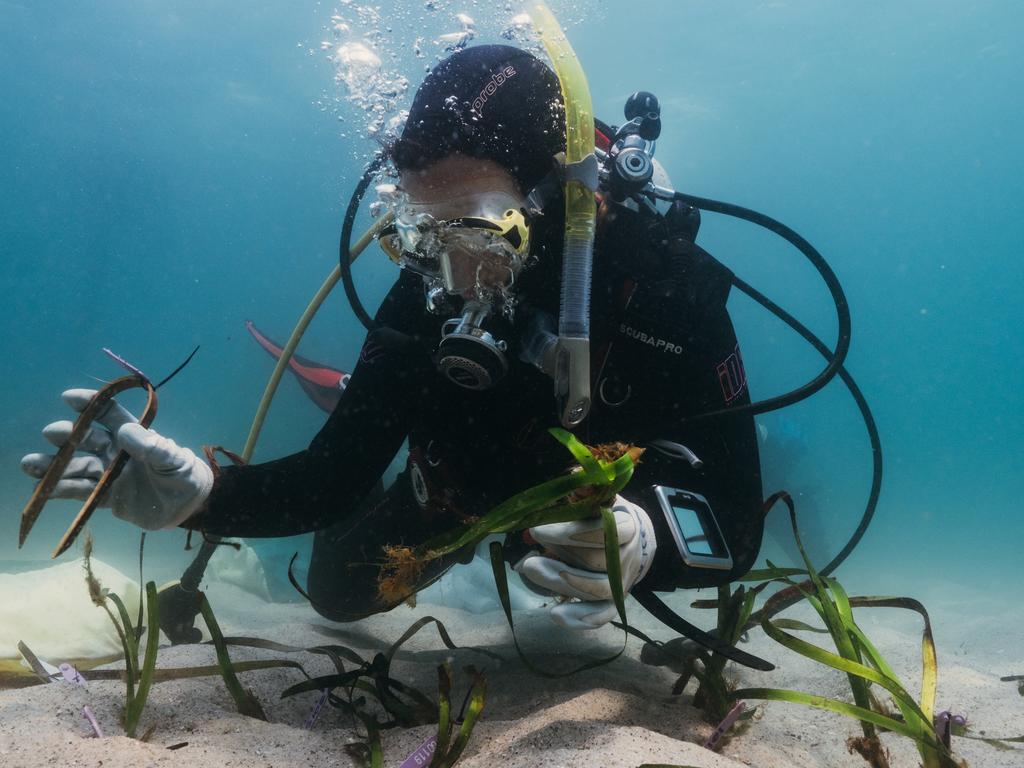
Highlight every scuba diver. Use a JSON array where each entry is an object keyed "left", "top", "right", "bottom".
[
  {"left": 21, "top": 36, "right": 876, "bottom": 662},
  {"left": 21, "top": 44, "right": 762, "bottom": 630}
]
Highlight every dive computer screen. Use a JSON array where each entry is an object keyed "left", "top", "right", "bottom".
[{"left": 653, "top": 486, "right": 733, "bottom": 571}]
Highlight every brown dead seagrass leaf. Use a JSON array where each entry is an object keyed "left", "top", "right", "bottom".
[
  {"left": 586, "top": 442, "right": 644, "bottom": 465},
  {"left": 82, "top": 533, "right": 106, "bottom": 608},
  {"left": 846, "top": 735, "right": 892, "bottom": 768}
]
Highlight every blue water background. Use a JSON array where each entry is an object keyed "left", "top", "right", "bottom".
[{"left": 1, "top": 1, "right": 1021, "bottom": 595}]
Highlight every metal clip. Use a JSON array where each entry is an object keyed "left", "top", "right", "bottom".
[
  {"left": 554, "top": 336, "right": 592, "bottom": 428},
  {"left": 563, "top": 153, "right": 600, "bottom": 192}
]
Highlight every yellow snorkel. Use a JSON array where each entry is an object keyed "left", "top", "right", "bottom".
[{"left": 528, "top": 2, "right": 598, "bottom": 428}]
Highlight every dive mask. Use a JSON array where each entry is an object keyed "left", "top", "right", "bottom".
[{"left": 377, "top": 188, "right": 531, "bottom": 305}]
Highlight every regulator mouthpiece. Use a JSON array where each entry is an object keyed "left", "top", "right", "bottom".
[{"left": 437, "top": 301, "right": 509, "bottom": 390}]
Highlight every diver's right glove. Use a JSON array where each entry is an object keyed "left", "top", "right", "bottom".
[
  {"left": 20, "top": 389, "right": 213, "bottom": 530},
  {"left": 514, "top": 495, "right": 656, "bottom": 630}
]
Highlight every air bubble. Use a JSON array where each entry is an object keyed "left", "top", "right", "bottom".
[
  {"left": 320, "top": 1, "right": 603, "bottom": 141},
  {"left": 501, "top": 13, "right": 532, "bottom": 42}
]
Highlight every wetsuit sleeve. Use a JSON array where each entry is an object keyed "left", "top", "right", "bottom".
[
  {"left": 193, "top": 273, "right": 436, "bottom": 538},
  {"left": 602, "top": 242, "right": 764, "bottom": 591}
]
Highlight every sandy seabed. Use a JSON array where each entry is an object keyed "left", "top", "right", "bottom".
[{"left": 0, "top": 559, "right": 1021, "bottom": 768}]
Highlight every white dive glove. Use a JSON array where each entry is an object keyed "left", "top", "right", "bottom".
[
  {"left": 20, "top": 389, "right": 214, "bottom": 531},
  {"left": 514, "top": 494, "right": 656, "bottom": 630}
]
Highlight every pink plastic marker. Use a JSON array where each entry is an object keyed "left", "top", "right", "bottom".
[
  {"left": 304, "top": 689, "right": 329, "bottom": 730},
  {"left": 703, "top": 701, "right": 747, "bottom": 751},
  {"left": 82, "top": 706, "right": 104, "bottom": 738},
  {"left": 59, "top": 663, "right": 86, "bottom": 686},
  {"left": 398, "top": 734, "right": 438, "bottom": 768},
  {"left": 102, "top": 347, "right": 149, "bottom": 381},
  {"left": 934, "top": 710, "right": 967, "bottom": 749},
  {"left": 59, "top": 664, "right": 101, "bottom": 737}
]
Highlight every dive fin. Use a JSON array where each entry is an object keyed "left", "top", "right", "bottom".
[{"left": 245, "top": 320, "right": 348, "bottom": 414}]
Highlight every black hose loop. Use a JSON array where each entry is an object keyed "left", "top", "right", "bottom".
[
  {"left": 732, "top": 276, "right": 882, "bottom": 577},
  {"left": 671, "top": 191, "right": 874, "bottom": 573},
  {"left": 339, "top": 155, "right": 386, "bottom": 332},
  {"left": 673, "top": 191, "right": 852, "bottom": 421}
]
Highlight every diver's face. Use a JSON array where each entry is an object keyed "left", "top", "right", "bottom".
[
  {"left": 399, "top": 153, "right": 521, "bottom": 204},
  {"left": 396, "top": 155, "right": 531, "bottom": 301}
]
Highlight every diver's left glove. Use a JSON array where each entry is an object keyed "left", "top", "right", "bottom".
[
  {"left": 20, "top": 388, "right": 214, "bottom": 530},
  {"left": 514, "top": 494, "right": 656, "bottom": 630}
]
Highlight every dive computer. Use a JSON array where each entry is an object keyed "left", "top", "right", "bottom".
[{"left": 653, "top": 485, "right": 733, "bottom": 571}]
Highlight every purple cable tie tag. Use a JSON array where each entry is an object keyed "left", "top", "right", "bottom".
[
  {"left": 304, "top": 688, "right": 329, "bottom": 730},
  {"left": 703, "top": 700, "right": 747, "bottom": 751},
  {"left": 934, "top": 710, "right": 967, "bottom": 748},
  {"left": 102, "top": 347, "right": 149, "bottom": 381},
  {"left": 82, "top": 705, "right": 104, "bottom": 738},
  {"left": 398, "top": 734, "right": 438, "bottom": 768},
  {"left": 60, "top": 663, "right": 86, "bottom": 686}
]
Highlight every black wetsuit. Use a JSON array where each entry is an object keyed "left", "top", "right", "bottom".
[{"left": 196, "top": 202, "right": 764, "bottom": 620}]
